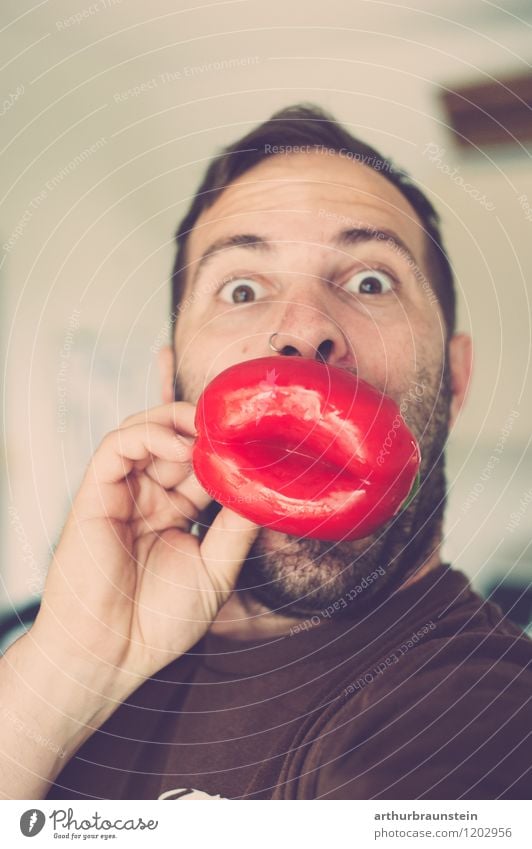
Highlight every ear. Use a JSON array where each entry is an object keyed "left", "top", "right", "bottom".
[
  {"left": 448, "top": 333, "right": 473, "bottom": 427},
  {"left": 157, "top": 345, "right": 175, "bottom": 404}
]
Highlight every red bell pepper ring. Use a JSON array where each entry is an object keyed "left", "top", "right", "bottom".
[{"left": 192, "top": 357, "right": 421, "bottom": 541}]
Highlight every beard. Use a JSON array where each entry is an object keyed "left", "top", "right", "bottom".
[{"left": 174, "top": 350, "right": 452, "bottom": 618}]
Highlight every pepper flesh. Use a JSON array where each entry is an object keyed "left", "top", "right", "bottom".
[{"left": 192, "top": 357, "right": 421, "bottom": 541}]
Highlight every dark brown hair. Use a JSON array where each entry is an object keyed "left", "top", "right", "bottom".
[{"left": 170, "top": 103, "right": 456, "bottom": 335}]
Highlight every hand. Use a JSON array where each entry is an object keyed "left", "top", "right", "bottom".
[{"left": 30, "top": 401, "right": 259, "bottom": 699}]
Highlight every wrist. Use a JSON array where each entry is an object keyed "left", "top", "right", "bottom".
[{"left": 2, "top": 632, "right": 134, "bottom": 759}]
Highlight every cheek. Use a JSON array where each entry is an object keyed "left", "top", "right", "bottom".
[
  {"left": 177, "top": 302, "right": 277, "bottom": 371},
  {"left": 351, "top": 316, "right": 442, "bottom": 396},
  {"left": 351, "top": 326, "right": 416, "bottom": 384},
  {"left": 174, "top": 314, "right": 248, "bottom": 403},
  {"left": 174, "top": 317, "right": 210, "bottom": 402}
]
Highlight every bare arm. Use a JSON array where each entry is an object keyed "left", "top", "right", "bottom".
[{"left": 0, "top": 401, "right": 258, "bottom": 799}]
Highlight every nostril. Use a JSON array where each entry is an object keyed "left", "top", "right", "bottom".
[
  {"left": 316, "top": 340, "right": 333, "bottom": 363},
  {"left": 280, "top": 344, "right": 301, "bottom": 357},
  {"left": 277, "top": 339, "right": 334, "bottom": 360}
]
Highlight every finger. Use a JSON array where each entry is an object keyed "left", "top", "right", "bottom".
[
  {"left": 200, "top": 507, "right": 260, "bottom": 592},
  {"left": 143, "top": 448, "right": 194, "bottom": 489},
  {"left": 177, "top": 470, "right": 214, "bottom": 512},
  {"left": 87, "top": 423, "right": 193, "bottom": 485},
  {"left": 121, "top": 401, "right": 197, "bottom": 435},
  {"left": 132, "top": 488, "right": 199, "bottom": 536}
]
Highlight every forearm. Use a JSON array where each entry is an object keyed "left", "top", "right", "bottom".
[{"left": 0, "top": 633, "right": 133, "bottom": 799}]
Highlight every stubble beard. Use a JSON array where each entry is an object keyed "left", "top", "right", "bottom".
[{"left": 175, "top": 353, "right": 452, "bottom": 618}]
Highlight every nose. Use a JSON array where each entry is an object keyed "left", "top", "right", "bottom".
[
  {"left": 269, "top": 331, "right": 333, "bottom": 362},
  {"left": 267, "top": 303, "right": 351, "bottom": 364}
]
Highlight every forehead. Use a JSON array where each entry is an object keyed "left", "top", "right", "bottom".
[{"left": 187, "top": 151, "right": 428, "bottom": 264}]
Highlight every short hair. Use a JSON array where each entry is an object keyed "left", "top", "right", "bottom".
[{"left": 170, "top": 103, "right": 456, "bottom": 335}]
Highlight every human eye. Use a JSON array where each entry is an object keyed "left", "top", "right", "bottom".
[
  {"left": 343, "top": 268, "right": 396, "bottom": 296},
  {"left": 217, "top": 276, "right": 268, "bottom": 304}
]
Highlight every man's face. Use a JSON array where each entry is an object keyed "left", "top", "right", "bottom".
[{"left": 172, "top": 151, "right": 461, "bottom": 615}]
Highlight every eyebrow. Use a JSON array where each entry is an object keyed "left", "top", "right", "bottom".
[{"left": 191, "top": 226, "right": 419, "bottom": 286}]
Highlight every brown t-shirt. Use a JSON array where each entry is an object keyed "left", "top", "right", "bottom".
[{"left": 46, "top": 565, "right": 532, "bottom": 800}]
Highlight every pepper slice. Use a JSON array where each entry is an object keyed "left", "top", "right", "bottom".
[{"left": 192, "top": 357, "right": 421, "bottom": 541}]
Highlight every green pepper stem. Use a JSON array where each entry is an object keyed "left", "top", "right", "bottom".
[{"left": 401, "top": 469, "right": 421, "bottom": 511}]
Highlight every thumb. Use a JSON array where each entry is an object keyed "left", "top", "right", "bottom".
[{"left": 200, "top": 506, "right": 260, "bottom": 591}]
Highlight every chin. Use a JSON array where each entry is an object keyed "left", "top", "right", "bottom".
[{"left": 235, "top": 524, "right": 391, "bottom": 616}]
